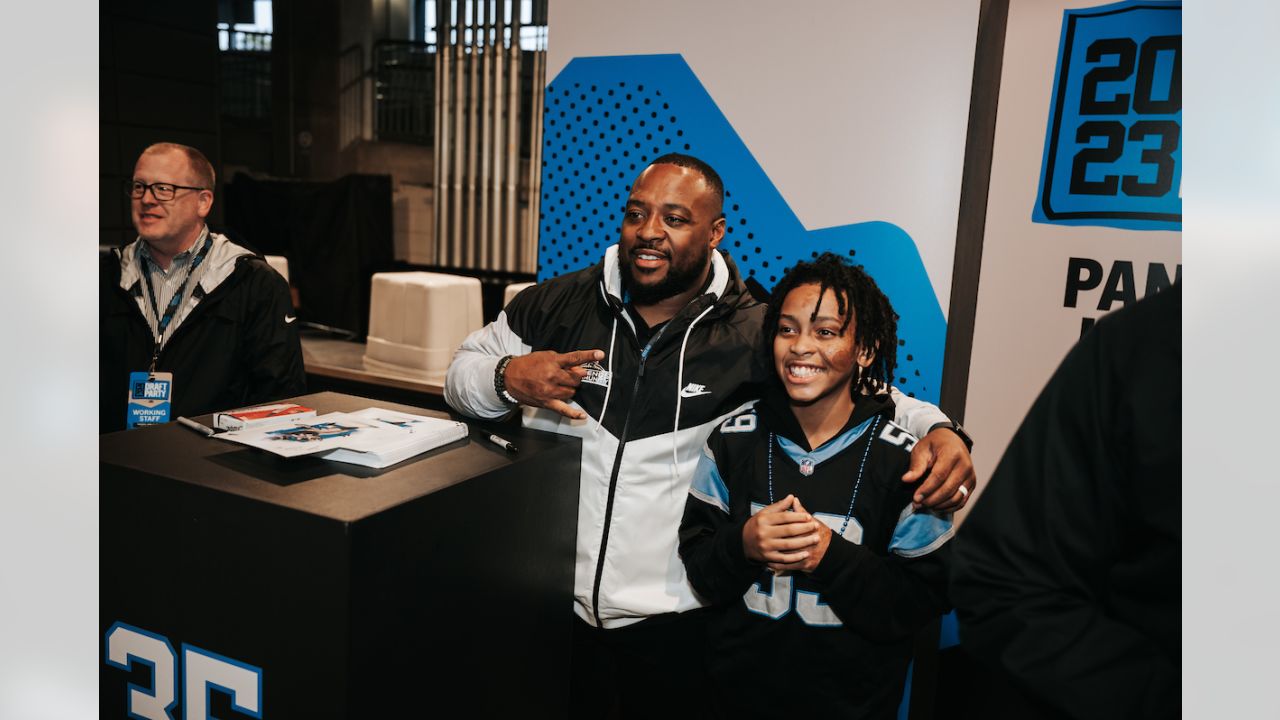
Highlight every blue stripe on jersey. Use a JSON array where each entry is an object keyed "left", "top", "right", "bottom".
[
  {"left": 775, "top": 415, "right": 877, "bottom": 468},
  {"left": 888, "top": 505, "right": 955, "bottom": 558},
  {"left": 688, "top": 444, "right": 730, "bottom": 514}
]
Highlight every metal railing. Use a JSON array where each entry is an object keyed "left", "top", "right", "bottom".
[
  {"left": 433, "top": 0, "right": 547, "bottom": 273},
  {"left": 374, "top": 40, "right": 437, "bottom": 146},
  {"left": 219, "top": 31, "right": 272, "bottom": 120},
  {"left": 339, "top": 44, "right": 367, "bottom": 149},
  {"left": 331, "top": 2, "right": 550, "bottom": 274},
  {"left": 219, "top": 28, "right": 272, "bottom": 52}
]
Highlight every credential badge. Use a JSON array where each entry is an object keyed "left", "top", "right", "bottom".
[{"left": 581, "top": 361, "right": 611, "bottom": 388}]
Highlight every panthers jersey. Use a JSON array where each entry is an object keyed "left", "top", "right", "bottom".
[{"left": 678, "top": 388, "right": 953, "bottom": 718}]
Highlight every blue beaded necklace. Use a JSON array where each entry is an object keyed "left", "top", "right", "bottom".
[{"left": 767, "top": 415, "right": 881, "bottom": 537}]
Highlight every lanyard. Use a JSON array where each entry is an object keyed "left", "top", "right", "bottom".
[{"left": 141, "top": 234, "right": 213, "bottom": 371}]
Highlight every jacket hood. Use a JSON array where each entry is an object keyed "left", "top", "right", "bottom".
[
  {"left": 598, "top": 244, "right": 761, "bottom": 322},
  {"left": 117, "top": 229, "right": 256, "bottom": 296}
]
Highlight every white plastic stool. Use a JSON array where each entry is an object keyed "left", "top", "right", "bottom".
[
  {"left": 363, "top": 271, "right": 483, "bottom": 379},
  {"left": 264, "top": 255, "right": 290, "bottom": 283},
  {"left": 503, "top": 281, "right": 535, "bottom": 308}
]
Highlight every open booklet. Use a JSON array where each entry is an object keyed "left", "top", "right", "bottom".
[{"left": 217, "top": 408, "right": 469, "bottom": 469}]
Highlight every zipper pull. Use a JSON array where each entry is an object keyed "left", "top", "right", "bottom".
[{"left": 638, "top": 344, "right": 652, "bottom": 377}]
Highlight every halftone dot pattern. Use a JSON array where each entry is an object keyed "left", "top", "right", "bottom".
[
  {"left": 539, "top": 55, "right": 946, "bottom": 403},
  {"left": 541, "top": 81, "right": 725, "bottom": 275}
]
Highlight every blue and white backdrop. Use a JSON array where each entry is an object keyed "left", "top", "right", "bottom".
[
  {"left": 965, "top": 0, "right": 1181, "bottom": 488},
  {"left": 539, "top": 0, "right": 982, "bottom": 408},
  {"left": 538, "top": 1, "right": 983, "bottom": 713}
]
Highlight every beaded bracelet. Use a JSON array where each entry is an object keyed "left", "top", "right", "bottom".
[{"left": 494, "top": 355, "right": 519, "bottom": 405}]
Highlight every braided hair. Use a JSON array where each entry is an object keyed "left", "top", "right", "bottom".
[{"left": 764, "top": 252, "right": 899, "bottom": 397}]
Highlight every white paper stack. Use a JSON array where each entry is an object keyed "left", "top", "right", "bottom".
[
  {"left": 217, "top": 408, "right": 469, "bottom": 469},
  {"left": 324, "top": 409, "right": 469, "bottom": 468}
]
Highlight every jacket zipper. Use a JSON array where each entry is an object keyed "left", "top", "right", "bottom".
[{"left": 589, "top": 321, "right": 670, "bottom": 628}]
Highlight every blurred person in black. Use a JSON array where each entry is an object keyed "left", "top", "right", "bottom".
[{"left": 950, "top": 284, "right": 1180, "bottom": 719}]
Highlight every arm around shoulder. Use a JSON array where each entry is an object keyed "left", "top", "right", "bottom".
[
  {"left": 888, "top": 389, "right": 976, "bottom": 511},
  {"left": 887, "top": 387, "right": 952, "bottom": 439}
]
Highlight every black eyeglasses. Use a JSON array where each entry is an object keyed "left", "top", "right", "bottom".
[{"left": 124, "top": 180, "right": 208, "bottom": 202}]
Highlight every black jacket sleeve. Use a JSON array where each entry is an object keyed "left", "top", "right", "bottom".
[
  {"left": 678, "top": 499, "right": 759, "bottom": 606},
  {"left": 678, "top": 434, "right": 761, "bottom": 605},
  {"left": 239, "top": 259, "right": 306, "bottom": 405},
  {"left": 809, "top": 517, "right": 952, "bottom": 643}
]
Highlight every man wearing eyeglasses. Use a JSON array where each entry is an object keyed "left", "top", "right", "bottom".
[{"left": 100, "top": 142, "right": 305, "bottom": 433}]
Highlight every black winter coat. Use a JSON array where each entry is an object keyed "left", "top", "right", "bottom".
[{"left": 100, "top": 241, "right": 306, "bottom": 433}]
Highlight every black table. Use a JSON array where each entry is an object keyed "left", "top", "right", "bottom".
[{"left": 100, "top": 392, "right": 581, "bottom": 718}]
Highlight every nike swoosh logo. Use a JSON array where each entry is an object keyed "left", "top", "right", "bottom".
[
  {"left": 679, "top": 387, "right": 712, "bottom": 398},
  {"left": 285, "top": 315, "right": 297, "bottom": 324}
]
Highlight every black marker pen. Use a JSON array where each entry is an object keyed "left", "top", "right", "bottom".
[{"left": 486, "top": 434, "right": 519, "bottom": 453}]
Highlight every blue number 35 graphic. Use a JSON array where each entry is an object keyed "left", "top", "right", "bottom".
[
  {"left": 105, "top": 622, "right": 263, "bottom": 720},
  {"left": 1034, "top": 0, "right": 1181, "bottom": 231}
]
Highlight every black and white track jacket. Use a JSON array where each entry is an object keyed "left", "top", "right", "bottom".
[{"left": 445, "top": 246, "right": 950, "bottom": 628}]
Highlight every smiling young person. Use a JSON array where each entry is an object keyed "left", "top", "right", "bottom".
[{"left": 679, "top": 253, "right": 954, "bottom": 717}]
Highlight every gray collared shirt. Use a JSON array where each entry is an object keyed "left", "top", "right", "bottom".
[{"left": 137, "top": 226, "right": 212, "bottom": 346}]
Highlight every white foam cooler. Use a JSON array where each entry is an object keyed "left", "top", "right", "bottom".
[{"left": 363, "top": 271, "right": 483, "bottom": 378}]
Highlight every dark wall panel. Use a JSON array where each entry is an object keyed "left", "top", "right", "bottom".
[
  {"left": 99, "top": 69, "right": 118, "bottom": 128},
  {"left": 100, "top": 71, "right": 120, "bottom": 177},
  {"left": 101, "top": 181, "right": 124, "bottom": 230},
  {"left": 117, "top": 127, "right": 219, "bottom": 166},
  {"left": 111, "top": 19, "right": 217, "bottom": 83},
  {"left": 109, "top": 2, "right": 214, "bottom": 33},
  {"left": 115, "top": 73, "right": 218, "bottom": 132},
  {"left": 100, "top": 1, "right": 220, "bottom": 248}
]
